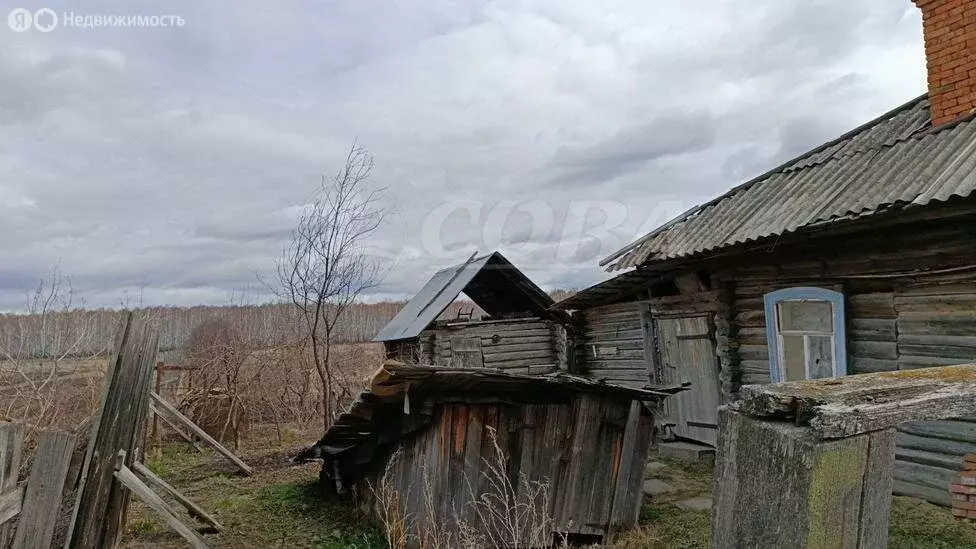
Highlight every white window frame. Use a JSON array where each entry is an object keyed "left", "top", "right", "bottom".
[{"left": 763, "top": 287, "right": 847, "bottom": 383}]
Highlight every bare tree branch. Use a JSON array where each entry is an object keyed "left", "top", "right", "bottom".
[{"left": 275, "top": 142, "right": 388, "bottom": 430}]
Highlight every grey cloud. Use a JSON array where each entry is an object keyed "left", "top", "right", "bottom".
[
  {"left": 0, "top": 0, "right": 927, "bottom": 310},
  {"left": 546, "top": 113, "right": 715, "bottom": 187}
]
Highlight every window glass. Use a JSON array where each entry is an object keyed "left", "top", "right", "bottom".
[
  {"left": 807, "top": 336, "right": 834, "bottom": 379},
  {"left": 781, "top": 334, "right": 806, "bottom": 381},
  {"left": 778, "top": 300, "right": 833, "bottom": 333}
]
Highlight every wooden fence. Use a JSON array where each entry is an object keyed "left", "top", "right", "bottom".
[
  {"left": 0, "top": 424, "right": 77, "bottom": 549},
  {"left": 0, "top": 312, "right": 249, "bottom": 549}
]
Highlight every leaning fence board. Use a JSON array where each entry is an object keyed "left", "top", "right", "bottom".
[
  {"left": 150, "top": 393, "right": 253, "bottom": 476},
  {"left": 12, "top": 431, "right": 77, "bottom": 549},
  {"left": 132, "top": 462, "right": 223, "bottom": 531},
  {"left": 150, "top": 404, "right": 204, "bottom": 452},
  {"left": 0, "top": 422, "right": 25, "bottom": 545},
  {"left": 65, "top": 313, "right": 160, "bottom": 549},
  {"left": 114, "top": 464, "right": 210, "bottom": 549}
]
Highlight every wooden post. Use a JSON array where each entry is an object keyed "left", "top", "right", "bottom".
[
  {"left": 64, "top": 313, "right": 160, "bottom": 549},
  {"left": 12, "top": 430, "right": 77, "bottom": 549},
  {"left": 151, "top": 362, "right": 164, "bottom": 458},
  {"left": 0, "top": 422, "right": 25, "bottom": 547},
  {"left": 711, "top": 408, "right": 895, "bottom": 548}
]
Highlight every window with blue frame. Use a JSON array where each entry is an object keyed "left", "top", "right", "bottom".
[{"left": 763, "top": 287, "right": 847, "bottom": 382}]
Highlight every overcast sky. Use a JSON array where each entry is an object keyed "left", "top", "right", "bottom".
[{"left": 0, "top": 1, "right": 926, "bottom": 310}]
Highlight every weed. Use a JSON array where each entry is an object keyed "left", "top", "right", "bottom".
[{"left": 129, "top": 519, "right": 159, "bottom": 534}]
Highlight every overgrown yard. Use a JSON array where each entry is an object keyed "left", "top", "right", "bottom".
[
  {"left": 120, "top": 432, "right": 385, "bottom": 549},
  {"left": 121, "top": 439, "right": 976, "bottom": 548}
]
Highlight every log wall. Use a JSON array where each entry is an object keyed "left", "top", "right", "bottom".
[
  {"left": 576, "top": 303, "right": 650, "bottom": 388},
  {"left": 356, "top": 395, "right": 653, "bottom": 545},
  {"left": 418, "top": 318, "right": 563, "bottom": 375},
  {"left": 714, "top": 218, "right": 976, "bottom": 506}
]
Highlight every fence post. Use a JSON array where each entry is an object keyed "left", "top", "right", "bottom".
[
  {"left": 711, "top": 408, "right": 895, "bottom": 548},
  {"left": 0, "top": 422, "right": 26, "bottom": 546},
  {"left": 12, "top": 430, "right": 77, "bottom": 549}
]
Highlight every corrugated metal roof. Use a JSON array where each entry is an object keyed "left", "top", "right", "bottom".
[
  {"left": 552, "top": 270, "right": 660, "bottom": 310},
  {"left": 602, "top": 95, "right": 976, "bottom": 271},
  {"left": 373, "top": 251, "right": 555, "bottom": 342}
]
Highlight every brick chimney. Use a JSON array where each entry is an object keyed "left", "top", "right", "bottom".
[{"left": 914, "top": 0, "right": 976, "bottom": 126}]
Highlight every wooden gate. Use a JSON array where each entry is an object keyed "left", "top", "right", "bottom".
[{"left": 652, "top": 314, "right": 721, "bottom": 446}]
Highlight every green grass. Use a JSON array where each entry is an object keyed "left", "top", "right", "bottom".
[
  {"left": 890, "top": 496, "right": 976, "bottom": 548},
  {"left": 143, "top": 442, "right": 203, "bottom": 478},
  {"left": 608, "top": 456, "right": 976, "bottom": 548},
  {"left": 127, "top": 440, "right": 976, "bottom": 548},
  {"left": 244, "top": 480, "right": 385, "bottom": 549},
  {"left": 123, "top": 434, "right": 385, "bottom": 549}
]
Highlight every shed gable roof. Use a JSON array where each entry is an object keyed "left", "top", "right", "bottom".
[
  {"left": 373, "top": 251, "right": 555, "bottom": 342},
  {"left": 602, "top": 95, "right": 976, "bottom": 271}
]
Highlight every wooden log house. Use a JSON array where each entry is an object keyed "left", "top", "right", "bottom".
[
  {"left": 308, "top": 254, "right": 687, "bottom": 545},
  {"left": 553, "top": 0, "right": 976, "bottom": 506},
  {"left": 373, "top": 251, "right": 571, "bottom": 374}
]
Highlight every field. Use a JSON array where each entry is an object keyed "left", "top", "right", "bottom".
[{"left": 117, "top": 436, "right": 976, "bottom": 548}]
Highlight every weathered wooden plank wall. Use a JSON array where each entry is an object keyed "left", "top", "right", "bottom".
[
  {"left": 419, "top": 318, "right": 561, "bottom": 375},
  {"left": 356, "top": 394, "right": 653, "bottom": 546},
  {"left": 576, "top": 303, "right": 649, "bottom": 388}
]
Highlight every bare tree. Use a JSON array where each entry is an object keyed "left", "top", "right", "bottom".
[
  {"left": 276, "top": 143, "right": 387, "bottom": 430},
  {"left": 0, "top": 268, "right": 101, "bottom": 456}
]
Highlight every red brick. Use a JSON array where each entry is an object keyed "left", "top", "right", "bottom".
[
  {"left": 953, "top": 499, "right": 976, "bottom": 510},
  {"left": 954, "top": 508, "right": 970, "bottom": 518},
  {"left": 950, "top": 484, "right": 976, "bottom": 494},
  {"left": 916, "top": 0, "right": 976, "bottom": 125}
]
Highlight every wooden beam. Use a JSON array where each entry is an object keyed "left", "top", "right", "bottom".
[
  {"left": 0, "top": 487, "right": 23, "bottom": 527},
  {"left": 11, "top": 430, "right": 77, "bottom": 549},
  {"left": 0, "top": 421, "right": 25, "bottom": 546},
  {"left": 132, "top": 462, "right": 223, "bottom": 531},
  {"left": 607, "top": 401, "right": 646, "bottom": 532},
  {"left": 150, "top": 393, "right": 253, "bottom": 476},
  {"left": 113, "top": 461, "right": 210, "bottom": 549},
  {"left": 150, "top": 404, "right": 204, "bottom": 452},
  {"left": 65, "top": 313, "right": 160, "bottom": 549},
  {"left": 734, "top": 363, "right": 976, "bottom": 438}
]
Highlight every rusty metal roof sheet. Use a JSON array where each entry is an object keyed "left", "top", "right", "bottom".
[
  {"left": 602, "top": 95, "right": 976, "bottom": 271},
  {"left": 373, "top": 251, "right": 555, "bottom": 342}
]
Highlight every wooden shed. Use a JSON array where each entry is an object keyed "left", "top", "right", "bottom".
[
  {"left": 308, "top": 362, "right": 683, "bottom": 547},
  {"left": 558, "top": 93, "right": 976, "bottom": 505},
  {"left": 374, "top": 251, "right": 571, "bottom": 375}
]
